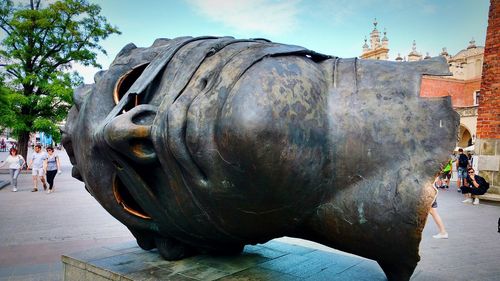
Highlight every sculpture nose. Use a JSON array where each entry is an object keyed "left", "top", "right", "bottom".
[{"left": 103, "top": 104, "right": 158, "bottom": 164}]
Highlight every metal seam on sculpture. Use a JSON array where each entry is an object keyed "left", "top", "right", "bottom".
[
  {"left": 333, "top": 57, "right": 339, "bottom": 88},
  {"left": 354, "top": 57, "right": 358, "bottom": 95}
]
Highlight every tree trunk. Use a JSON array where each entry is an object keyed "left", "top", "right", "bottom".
[{"left": 17, "top": 131, "right": 31, "bottom": 164}]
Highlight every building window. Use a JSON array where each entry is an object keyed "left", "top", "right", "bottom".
[{"left": 473, "top": 90, "right": 480, "bottom": 106}]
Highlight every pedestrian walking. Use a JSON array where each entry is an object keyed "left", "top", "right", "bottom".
[
  {"left": 440, "top": 156, "right": 453, "bottom": 189},
  {"left": 0, "top": 147, "right": 25, "bottom": 192},
  {"left": 27, "top": 144, "right": 48, "bottom": 192},
  {"left": 430, "top": 176, "right": 448, "bottom": 239},
  {"left": 43, "top": 146, "right": 61, "bottom": 194},
  {"left": 456, "top": 148, "right": 469, "bottom": 192}
]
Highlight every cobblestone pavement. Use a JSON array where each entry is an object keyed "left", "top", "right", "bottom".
[{"left": 0, "top": 150, "right": 499, "bottom": 280}]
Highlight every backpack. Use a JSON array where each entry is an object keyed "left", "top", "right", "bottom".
[
  {"left": 458, "top": 154, "right": 469, "bottom": 168},
  {"left": 474, "top": 175, "right": 490, "bottom": 192},
  {"left": 484, "top": 180, "right": 490, "bottom": 191}
]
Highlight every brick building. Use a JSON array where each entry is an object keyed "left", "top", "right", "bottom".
[
  {"left": 420, "top": 40, "right": 484, "bottom": 148},
  {"left": 476, "top": 0, "right": 500, "bottom": 196}
]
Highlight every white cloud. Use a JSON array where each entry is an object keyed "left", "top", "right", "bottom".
[
  {"left": 185, "top": 0, "right": 301, "bottom": 36},
  {"left": 312, "top": 0, "right": 366, "bottom": 26}
]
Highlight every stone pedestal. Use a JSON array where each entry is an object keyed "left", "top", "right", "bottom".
[{"left": 62, "top": 240, "right": 386, "bottom": 281}]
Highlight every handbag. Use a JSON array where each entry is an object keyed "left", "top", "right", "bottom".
[{"left": 18, "top": 156, "right": 25, "bottom": 169}]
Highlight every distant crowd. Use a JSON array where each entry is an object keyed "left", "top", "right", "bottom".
[{"left": 429, "top": 148, "right": 490, "bottom": 240}]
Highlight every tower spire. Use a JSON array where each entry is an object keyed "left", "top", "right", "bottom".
[
  {"left": 407, "top": 40, "right": 422, "bottom": 61},
  {"left": 468, "top": 37, "right": 477, "bottom": 49},
  {"left": 362, "top": 37, "right": 369, "bottom": 53}
]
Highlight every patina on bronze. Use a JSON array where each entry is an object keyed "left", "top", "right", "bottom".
[{"left": 62, "top": 36, "right": 459, "bottom": 281}]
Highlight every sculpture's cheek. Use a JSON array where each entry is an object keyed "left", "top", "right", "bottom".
[{"left": 211, "top": 57, "right": 331, "bottom": 215}]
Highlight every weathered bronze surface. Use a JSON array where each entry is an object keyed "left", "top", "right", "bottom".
[{"left": 62, "top": 36, "right": 459, "bottom": 281}]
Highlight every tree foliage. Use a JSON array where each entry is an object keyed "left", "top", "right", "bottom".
[{"left": 0, "top": 0, "right": 119, "bottom": 159}]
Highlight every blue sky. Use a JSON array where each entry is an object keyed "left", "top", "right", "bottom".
[{"left": 77, "top": 0, "right": 490, "bottom": 83}]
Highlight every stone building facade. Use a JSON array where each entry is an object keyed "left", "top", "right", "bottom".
[{"left": 360, "top": 21, "right": 484, "bottom": 149}]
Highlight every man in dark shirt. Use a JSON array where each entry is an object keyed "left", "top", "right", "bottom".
[
  {"left": 460, "top": 168, "right": 489, "bottom": 205},
  {"left": 456, "top": 148, "right": 469, "bottom": 191}
]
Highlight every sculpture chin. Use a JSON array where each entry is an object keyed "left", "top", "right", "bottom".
[{"left": 62, "top": 36, "right": 459, "bottom": 281}]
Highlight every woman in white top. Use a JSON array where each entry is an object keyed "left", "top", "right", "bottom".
[
  {"left": 43, "top": 146, "right": 61, "bottom": 194},
  {"left": 0, "top": 147, "right": 25, "bottom": 192}
]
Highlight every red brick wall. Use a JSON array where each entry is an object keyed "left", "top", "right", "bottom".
[
  {"left": 421, "top": 76, "right": 481, "bottom": 107},
  {"left": 478, "top": 0, "right": 500, "bottom": 139}
]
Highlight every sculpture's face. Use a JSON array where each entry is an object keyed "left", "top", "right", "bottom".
[
  {"left": 63, "top": 36, "right": 460, "bottom": 280},
  {"left": 62, "top": 46, "right": 160, "bottom": 236},
  {"left": 62, "top": 38, "right": 333, "bottom": 255}
]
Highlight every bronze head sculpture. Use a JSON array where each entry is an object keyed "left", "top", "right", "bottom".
[{"left": 62, "top": 36, "right": 459, "bottom": 281}]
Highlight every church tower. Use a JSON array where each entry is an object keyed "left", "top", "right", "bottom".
[{"left": 361, "top": 19, "right": 389, "bottom": 60}]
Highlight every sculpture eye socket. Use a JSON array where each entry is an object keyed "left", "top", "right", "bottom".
[
  {"left": 113, "top": 175, "right": 151, "bottom": 219},
  {"left": 114, "top": 63, "right": 149, "bottom": 112}
]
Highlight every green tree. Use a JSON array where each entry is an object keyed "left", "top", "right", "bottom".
[{"left": 0, "top": 0, "right": 119, "bottom": 160}]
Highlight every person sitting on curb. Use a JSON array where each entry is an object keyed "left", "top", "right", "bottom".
[{"left": 460, "top": 168, "right": 490, "bottom": 205}]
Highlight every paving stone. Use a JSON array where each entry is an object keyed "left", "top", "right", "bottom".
[
  {"left": 194, "top": 252, "right": 270, "bottom": 274},
  {"left": 1, "top": 150, "right": 500, "bottom": 281},
  {"left": 124, "top": 268, "right": 198, "bottom": 281},
  {"left": 217, "top": 267, "right": 302, "bottom": 281}
]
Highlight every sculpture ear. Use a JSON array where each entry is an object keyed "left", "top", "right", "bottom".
[
  {"left": 73, "top": 84, "right": 92, "bottom": 111},
  {"left": 93, "top": 70, "right": 106, "bottom": 83},
  {"left": 151, "top": 38, "right": 171, "bottom": 47}
]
